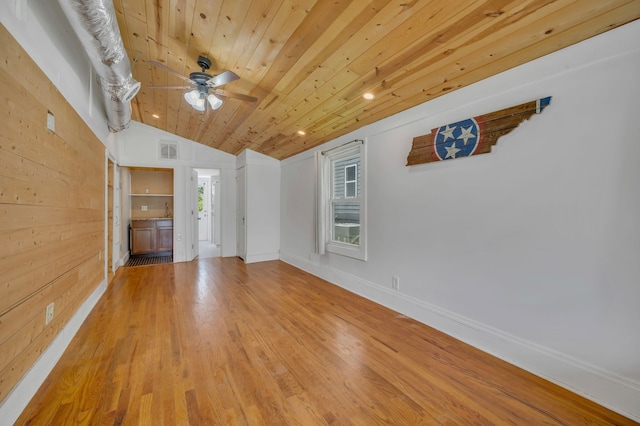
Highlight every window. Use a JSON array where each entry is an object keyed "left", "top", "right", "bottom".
[
  {"left": 332, "top": 155, "right": 360, "bottom": 245},
  {"left": 315, "top": 140, "right": 367, "bottom": 260}
]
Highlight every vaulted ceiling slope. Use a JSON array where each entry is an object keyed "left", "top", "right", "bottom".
[{"left": 115, "top": 0, "right": 640, "bottom": 160}]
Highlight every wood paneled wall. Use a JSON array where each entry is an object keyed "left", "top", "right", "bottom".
[{"left": 0, "top": 24, "right": 105, "bottom": 402}]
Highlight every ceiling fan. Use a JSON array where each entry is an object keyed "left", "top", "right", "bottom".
[{"left": 149, "top": 56, "right": 257, "bottom": 111}]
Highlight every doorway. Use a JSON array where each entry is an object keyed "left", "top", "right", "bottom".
[{"left": 195, "top": 168, "right": 221, "bottom": 258}]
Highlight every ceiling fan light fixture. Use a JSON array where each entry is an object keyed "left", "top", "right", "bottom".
[
  {"left": 184, "top": 89, "right": 200, "bottom": 105},
  {"left": 184, "top": 89, "right": 206, "bottom": 111},
  {"left": 207, "top": 93, "right": 223, "bottom": 110},
  {"left": 151, "top": 58, "right": 255, "bottom": 113},
  {"left": 193, "top": 98, "right": 205, "bottom": 111}
]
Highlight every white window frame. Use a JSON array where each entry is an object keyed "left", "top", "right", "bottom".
[{"left": 319, "top": 140, "right": 367, "bottom": 261}]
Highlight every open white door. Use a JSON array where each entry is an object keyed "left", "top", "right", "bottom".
[
  {"left": 191, "top": 169, "right": 199, "bottom": 259},
  {"left": 198, "top": 177, "right": 210, "bottom": 241}
]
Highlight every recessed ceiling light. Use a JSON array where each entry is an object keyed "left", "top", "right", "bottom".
[
  {"left": 297, "top": 130, "right": 306, "bottom": 136},
  {"left": 152, "top": 114, "right": 160, "bottom": 119},
  {"left": 363, "top": 93, "right": 375, "bottom": 100}
]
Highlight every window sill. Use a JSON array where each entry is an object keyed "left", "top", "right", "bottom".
[{"left": 327, "top": 241, "right": 367, "bottom": 261}]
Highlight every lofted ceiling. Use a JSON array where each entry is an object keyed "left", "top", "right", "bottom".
[{"left": 114, "top": 0, "right": 640, "bottom": 160}]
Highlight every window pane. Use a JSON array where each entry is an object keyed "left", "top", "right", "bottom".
[
  {"left": 346, "top": 164, "right": 356, "bottom": 181},
  {"left": 345, "top": 164, "right": 357, "bottom": 198},
  {"left": 332, "top": 201, "right": 360, "bottom": 245},
  {"left": 333, "top": 156, "right": 360, "bottom": 199},
  {"left": 346, "top": 182, "right": 356, "bottom": 198}
]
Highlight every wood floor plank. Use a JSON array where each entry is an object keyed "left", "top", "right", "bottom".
[{"left": 16, "top": 258, "right": 638, "bottom": 425}]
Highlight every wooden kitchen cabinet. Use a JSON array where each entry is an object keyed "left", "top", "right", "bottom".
[
  {"left": 155, "top": 220, "right": 174, "bottom": 252},
  {"left": 131, "top": 219, "right": 172, "bottom": 255}
]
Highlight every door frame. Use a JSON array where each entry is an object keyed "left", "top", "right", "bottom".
[
  {"left": 190, "top": 169, "right": 199, "bottom": 260},
  {"left": 237, "top": 166, "right": 246, "bottom": 260}
]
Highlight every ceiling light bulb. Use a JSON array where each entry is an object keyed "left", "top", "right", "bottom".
[
  {"left": 193, "top": 97, "right": 205, "bottom": 111},
  {"left": 363, "top": 92, "right": 375, "bottom": 100},
  {"left": 297, "top": 130, "right": 306, "bottom": 136},
  {"left": 207, "top": 94, "right": 223, "bottom": 110},
  {"left": 184, "top": 89, "right": 200, "bottom": 105}
]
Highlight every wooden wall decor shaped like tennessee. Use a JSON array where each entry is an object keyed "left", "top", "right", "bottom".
[{"left": 406, "top": 97, "right": 551, "bottom": 166}]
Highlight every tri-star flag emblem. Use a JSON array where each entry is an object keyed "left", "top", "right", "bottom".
[
  {"left": 434, "top": 118, "right": 480, "bottom": 160},
  {"left": 406, "top": 97, "right": 551, "bottom": 166}
]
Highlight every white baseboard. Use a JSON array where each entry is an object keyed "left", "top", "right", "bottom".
[
  {"left": 0, "top": 280, "right": 107, "bottom": 425},
  {"left": 280, "top": 252, "right": 640, "bottom": 422},
  {"left": 244, "top": 251, "right": 280, "bottom": 264}
]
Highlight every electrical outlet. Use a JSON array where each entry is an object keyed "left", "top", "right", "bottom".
[
  {"left": 141, "top": 205, "right": 148, "bottom": 211},
  {"left": 392, "top": 276, "right": 400, "bottom": 290},
  {"left": 45, "top": 302, "right": 54, "bottom": 325}
]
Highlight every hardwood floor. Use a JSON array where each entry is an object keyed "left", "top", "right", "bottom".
[{"left": 17, "top": 258, "right": 636, "bottom": 425}]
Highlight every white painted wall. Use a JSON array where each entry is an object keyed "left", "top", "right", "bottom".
[
  {"left": 237, "top": 150, "right": 281, "bottom": 263},
  {"left": 280, "top": 21, "right": 640, "bottom": 421},
  {"left": 116, "top": 121, "right": 238, "bottom": 261}
]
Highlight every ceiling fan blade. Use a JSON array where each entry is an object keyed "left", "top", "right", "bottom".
[
  {"left": 214, "top": 89, "right": 257, "bottom": 103},
  {"left": 149, "top": 61, "right": 194, "bottom": 83},
  {"left": 207, "top": 70, "right": 240, "bottom": 87},
  {"left": 148, "top": 85, "right": 192, "bottom": 90}
]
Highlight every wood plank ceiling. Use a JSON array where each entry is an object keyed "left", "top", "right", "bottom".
[{"left": 113, "top": 0, "right": 640, "bottom": 160}]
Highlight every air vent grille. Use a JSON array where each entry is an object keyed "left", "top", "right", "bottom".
[{"left": 159, "top": 141, "right": 178, "bottom": 160}]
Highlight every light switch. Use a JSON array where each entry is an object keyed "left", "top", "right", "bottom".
[
  {"left": 141, "top": 205, "right": 148, "bottom": 211},
  {"left": 47, "top": 111, "right": 55, "bottom": 132}
]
